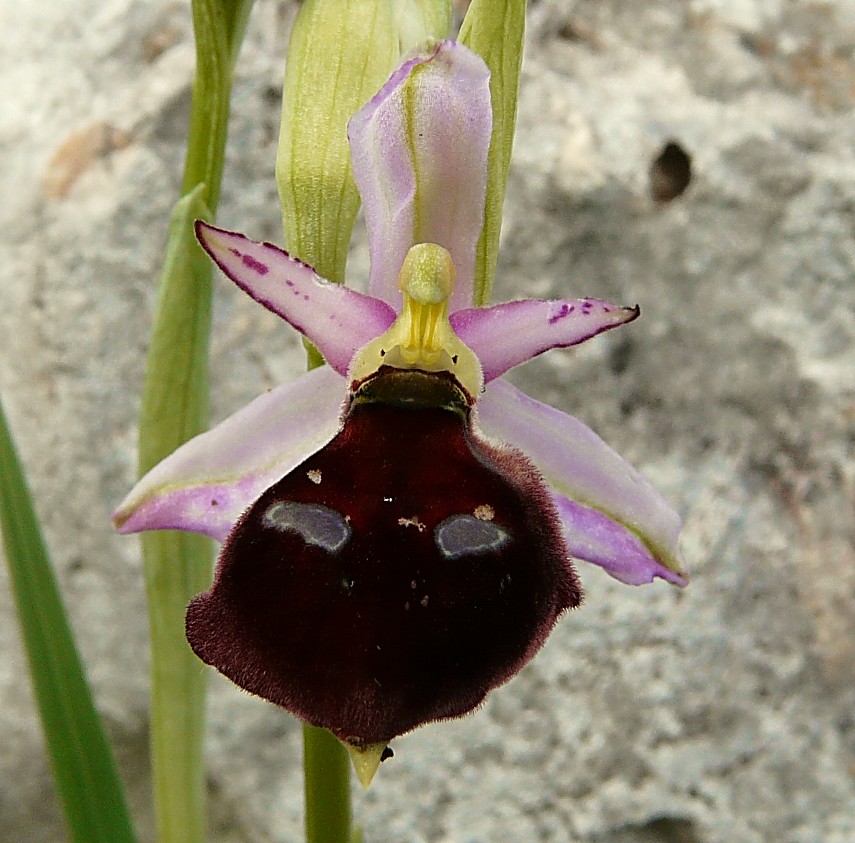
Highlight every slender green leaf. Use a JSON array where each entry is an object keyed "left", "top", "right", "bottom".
[
  {"left": 459, "top": 0, "right": 526, "bottom": 307},
  {"left": 137, "top": 2, "right": 254, "bottom": 840},
  {"left": 181, "top": 0, "right": 254, "bottom": 211},
  {"left": 220, "top": 0, "right": 255, "bottom": 67},
  {"left": 138, "top": 184, "right": 215, "bottom": 843},
  {"left": 139, "top": 189, "right": 213, "bottom": 476},
  {"left": 0, "top": 397, "right": 137, "bottom": 843}
]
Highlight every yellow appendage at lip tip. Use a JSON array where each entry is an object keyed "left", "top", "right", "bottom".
[
  {"left": 349, "top": 243, "right": 482, "bottom": 399},
  {"left": 344, "top": 741, "right": 387, "bottom": 789}
]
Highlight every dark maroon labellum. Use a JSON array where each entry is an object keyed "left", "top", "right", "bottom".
[{"left": 186, "top": 368, "right": 581, "bottom": 744}]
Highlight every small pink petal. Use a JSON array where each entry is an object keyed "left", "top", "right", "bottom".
[
  {"left": 477, "top": 379, "right": 685, "bottom": 581},
  {"left": 113, "top": 366, "right": 347, "bottom": 541},
  {"left": 451, "top": 299, "right": 640, "bottom": 381},
  {"left": 553, "top": 495, "right": 687, "bottom": 586},
  {"left": 348, "top": 40, "right": 492, "bottom": 311},
  {"left": 196, "top": 222, "right": 395, "bottom": 375}
]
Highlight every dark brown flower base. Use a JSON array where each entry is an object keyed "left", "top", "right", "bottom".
[{"left": 187, "top": 370, "right": 581, "bottom": 744}]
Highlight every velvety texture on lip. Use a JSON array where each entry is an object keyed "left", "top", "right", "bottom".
[{"left": 186, "top": 370, "right": 581, "bottom": 744}]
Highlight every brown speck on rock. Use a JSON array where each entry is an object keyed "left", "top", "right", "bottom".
[{"left": 43, "top": 122, "right": 132, "bottom": 199}]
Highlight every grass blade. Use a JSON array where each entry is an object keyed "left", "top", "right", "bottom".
[{"left": 0, "top": 396, "right": 137, "bottom": 843}]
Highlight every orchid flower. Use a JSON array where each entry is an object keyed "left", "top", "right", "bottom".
[{"left": 114, "top": 41, "right": 685, "bottom": 759}]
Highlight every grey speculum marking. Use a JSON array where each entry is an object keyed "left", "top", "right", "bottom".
[
  {"left": 434, "top": 514, "right": 510, "bottom": 560},
  {"left": 262, "top": 501, "right": 351, "bottom": 554}
]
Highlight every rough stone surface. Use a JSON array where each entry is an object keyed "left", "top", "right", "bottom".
[{"left": 2, "top": 0, "right": 854, "bottom": 841}]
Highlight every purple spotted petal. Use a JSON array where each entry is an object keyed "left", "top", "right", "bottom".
[
  {"left": 476, "top": 379, "right": 685, "bottom": 583},
  {"left": 348, "top": 40, "right": 492, "bottom": 312},
  {"left": 553, "top": 495, "right": 687, "bottom": 586},
  {"left": 451, "top": 299, "right": 640, "bottom": 382},
  {"left": 196, "top": 222, "right": 396, "bottom": 376},
  {"left": 113, "top": 366, "right": 347, "bottom": 541}
]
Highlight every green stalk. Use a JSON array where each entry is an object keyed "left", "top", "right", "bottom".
[
  {"left": 303, "top": 725, "right": 353, "bottom": 843},
  {"left": 0, "top": 397, "right": 138, "bottom": 843},
  {"left": 459, "top": 0, "right": 526, "bottom": 307},
  {"left": 137, "top": 2, "right": 252, "bottom": 842},
  {"left": 139, "top": 186, "right": 214, "bottom": 843},
  {"left": 180, "top": 0, "right": 253, "bottom": 206}
]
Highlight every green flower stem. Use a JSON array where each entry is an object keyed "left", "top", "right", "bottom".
[
  {"left": 303, "top": 725, "right": 353, "bottom": 843},
  {"left": 0, "top": 397, "right": 137, "bottom": 843},
  {"left": 137, "top": 2, "right": 252, "bottom": 842}
]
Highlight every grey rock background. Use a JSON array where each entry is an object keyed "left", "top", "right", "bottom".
[{"left": 1, "top": 0, "right": 854, "bottom": 841}]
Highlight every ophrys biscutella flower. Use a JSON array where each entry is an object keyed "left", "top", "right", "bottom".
[{"left": 114, "top": 41, "right": 685, "bottom": 761}]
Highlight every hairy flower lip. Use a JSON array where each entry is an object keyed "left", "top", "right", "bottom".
[{"left": 185, "top": 364, "right": 582, "bottom": 745}]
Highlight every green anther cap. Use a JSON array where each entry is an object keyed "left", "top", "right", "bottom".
[{"left": 399, "top": 242, "right": 455, "bottom": 304}]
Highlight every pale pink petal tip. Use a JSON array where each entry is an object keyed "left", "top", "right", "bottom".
[
  {"left": 452, "top": 299, "right": 640, "bottom": 381},
  {"left": 478, "top": 380, "right": 685, "bottom": 584},
  {"left": 113, "top": 367, "right": 347, "bottom": 542},
  {"left": 554, "top": 495, "right": 687, "bottom": 587},
  {"left": 195, "top": 222, "right": 395, "bottom": 375}
]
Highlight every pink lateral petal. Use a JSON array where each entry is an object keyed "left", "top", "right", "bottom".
[
  {"left": 553, "top": 494, "right": 687, "bottom": 586},
  {"left": 476, "top": 378, "right": 685, "bottom": 581},
  {"left": 113, "top": 366, "right": 347, "bottom": 541},
  {"left": 451, "top": 299, "right": 640, "bottom": 381},
  {"left": 196, "top": 222, "right": 396, "bottom": 375}
]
